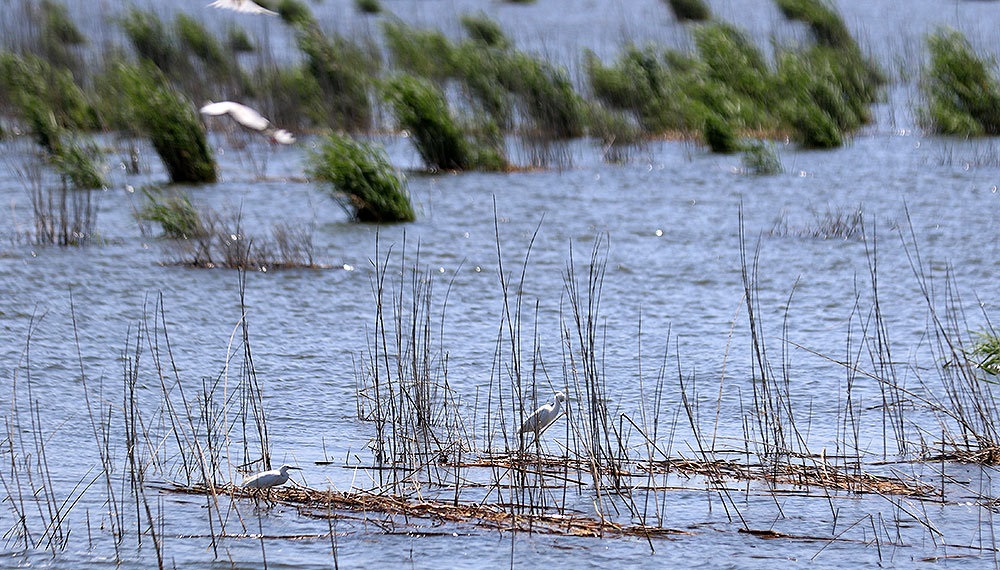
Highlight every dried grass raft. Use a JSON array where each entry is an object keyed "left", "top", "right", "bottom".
[
  {"left": 645, "top": 457, "right": 935, "bottom": 498},
  {"left": 174, "top": 483, "right": 689, "bottom": 539}
]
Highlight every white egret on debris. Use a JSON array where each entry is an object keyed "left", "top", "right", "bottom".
[
  {"left": 518, "top": 392, "right": 566, "bottom": 441},
  {"left": 207, "top": 0, "right": 278, "bottom": 16},
  {"left": 241, "top": 464, "right": 302, "bottom": 489},
  {"left": 199, "top": 101, "right": 295, "bottom": 144}
]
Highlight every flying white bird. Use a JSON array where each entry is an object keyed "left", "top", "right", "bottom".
[
  {"left": 200, "top": 101, "right": 295, "bottom": 144},
  {"left": 207, "top": 0, "right": 278, "bottom": 16},
  {"left": 242, "top": 464, "right": 302, "bottom": 489},
  {"left": 518, "top": 391, "right": 566, "bottom": 443}
]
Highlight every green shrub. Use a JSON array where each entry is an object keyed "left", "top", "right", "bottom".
[
  {"left": 356, "top": 0, "right": 381, "bottom": 14},
  {"left": 0, "top": 51, "right": 98, "bottom": 134},
  {"left": 382, "top": 20, "right": 455, "bottom": 81},
  {"left": 499, "top": 52, "right": 585, "bottom": 138},
  {"left": 382, "top": 74, "right": 471, "bottom": 170},
  {"left": 277, "top": 0, "right": 316, "bottom": 28},
  {"left": 37, "top": 0, "right": 86, "bottom": 70},
  {"left": 774, "top": 0, "right": 853, "bottom": 50},
  {"left": 460, "top": 13, "right": 510, "bottom": 48},
  {"left": 121, "top": 8, "right": 189, "bottom": 78},
  {"left": 741, "top": 141, "right": 782, "bottom": 174},
  {"left": 694, "top": 23, "right": 770, "bottom": 104},
  {"left": 51, "top": 139, "right": 106, "bottom": 189},
  {"left": 971, "top": 333, "right": 1000, "bottom": 376},
  {"left": 252, "top": 64, "right": 326, "bottom": 130},
  {"left": 788, "top": 103, "right": 842, "bottom": 148},
  {"left": 139, "top": 187, "right": 205, "bottom": 238},
  {"left": 295, "top": 26, "right": 377, "bottom": 131},
  {"left": 585, "top": 47, "right": 690, "bottom": 133},
  {"left": 118, "top": 63, "right": 217, "bottom": 183},
  {"left": 450, "top": 45, "right": 514, "bottom": 128},
  {"left": 175, "top": 14, "right": 227, "bottom": 71},
  {"left": 41, "top": 0, "right": 85, "bottom": 45},
  {"left": 307, "top": 133, "right": 415, "bottom": 223},
  {"left": 665, "top": 0, "right": 711, "bottom": 22},
  {"left": 702, "top": 113, "right": 740, "bottom": 153},
  {"left": 920, "top": 28, "right": 1000, "bottom": 136},
  {"left": 226, "top": 25, "right": 256, "bottom": 53}
]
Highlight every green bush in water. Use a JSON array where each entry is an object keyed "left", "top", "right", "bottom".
[
  {"left": 118, "top": 63, "right": 217, "bottom": 184},
  {"left": 252, "top": 64, "right": 326, "bottom": 130},
  {"left": 226, "top": 25, "right": 255, "bottom": 53},
  {"left": 295, "top": 26, "right": 377, "bottom": 131},
  {"left": 139, "top": 186, "right": 205, "bottom": 238},
  {"left": 788, "top": 102, "right": 842, "bottom": 148},
  {"left": 382, "top": 74, "right": 471, "bottom": 171},
  {"left": 277, "top": 0, "right": 316, "bottom": 28},
  {"left": 0, "top": 51, "right": 97, "bottom": 132},
  {"left": 307, "top": 133, "right": 415, "bottom": 223},
  {"left": 920, "top": 27, "right": 1000, "bottom": 136},
  {"left": 382, "top": 20, "right": 455, "bottom": 81},
  {"left": 499, "top": 52, "right": 585, "bottom": 138},
  {"left": 460, "top": 13, "right": 510, "bottom": 48},
  {"left": 585, "top": 46, "right": 693, "bottom": 134},
  {"left": 54, "top": 139, "right": 106, "bottom": 189},
  {"left": 121, "top": 8, "right": 189, "bottom": 78},
  {"left": 356, "top": 0, "right": 381, "bottom": 14},
  {"left": 175, "top": 14, "right": 227, "bottom": 71},
  {"left": 37, "top": 0, "right": 86, "bottom": 70},
  {"left": 694, "top": 23, "right": 771, "bottom": 106},
  {"left": 702, "top": 113, "right": 740, "bottom": 153},
  {"left": 774, "top": 0, "right": 853, "bottom": 50},
  {"left": 665, "top": 0, "right": 711, "bottom": 22},
  {"left": 741, "top": 141, "right": 782, "bottom": 175}
]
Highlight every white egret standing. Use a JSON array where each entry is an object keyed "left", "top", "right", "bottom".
[
  {"left": 518, "top": 392, "right": 566, "bottom": 443},
  {"left": 241, "top": 464, "right": 302, "bottom": 489},
  {"left": 207, "top": 0, "right": 278, "bottom": 16},
  {"left": 199, "top": 101, "right": 295, "bottom": 145}
]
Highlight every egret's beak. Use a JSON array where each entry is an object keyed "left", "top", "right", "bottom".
[{"left": 288, "top": 466, "right": 303, "bottom": 470}]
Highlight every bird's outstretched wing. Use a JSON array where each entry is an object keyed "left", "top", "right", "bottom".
[
  {"left": 200, "top": 101, "right": 270, "bottom": 131},
  {"left": 207, "top": 0, "right": 278, "bottom": 16}
]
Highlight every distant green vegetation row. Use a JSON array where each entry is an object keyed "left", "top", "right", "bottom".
[{"left": 0, "top": 0, "right": 996, "bottom": 187}]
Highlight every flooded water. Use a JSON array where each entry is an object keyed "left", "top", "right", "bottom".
[{"left": 3, "top": 0, "right": 1000, "bottom": 568}]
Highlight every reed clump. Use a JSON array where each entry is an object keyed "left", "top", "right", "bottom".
[
  {"left": 0, "top": 51, "right": 97, "bottom": 135},
  {"left": 382, "top": 20, "right": 455, "bottom": 81},
  {"left": 277, "top": 0, "right": 316, "bottom": 28},
  {"left": 356, "top": 0, "right": 382, "bottom": 14},
  {"left": 919, "top": 27, "right": 1000, "bottom": 136},
  {"left": 307, "top": 133, "right": 415, "bottom": 223},
  {"left": 971, "top": 333, "right": 1000, "bottom": 376},
  {"left": 175, "top": 14, "right": 239, "bottom": 84},
  {"left": 121, "top": 8, "right": 191, "bottom": 81},
  {"left": 665, "top": 0, "right": 711, "bottom": 22},
  {"left": 116, "top": 63, "right": 217, "bottom": 184},
  {"left": 138, "top": 186, "right": 205, "bottom": 239},
  {"left": 740, "top": 141, "right": 782, "bottom": 175},
  {"left": 774, "top": 0, "right": 853, "bottom": 50},
  {"left": 586, "top": 6, "right": 881, "bottom": 151},
  {"left": 293, "top": 25, "right": 378, "bottom": 131},
  {"left": 460, "top": 13, "right": 511, "bottom": 49},
  {"left": 36, "top": 0, "right": 86, "bottom": 71},
  {"left": 382, "top": 74, "right": 507, "bottom": 171}
]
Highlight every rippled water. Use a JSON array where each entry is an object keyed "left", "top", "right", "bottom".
[{"left": 4, "top": 0, "right": 1000, "bottom": 568}]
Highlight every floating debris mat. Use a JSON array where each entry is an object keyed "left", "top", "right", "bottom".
[
  {"left": 174, "top": 484, "right": 690, "bottom": 538},
  {"left": 645, "top": 457, "right": 936, "bottom": 498}
]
